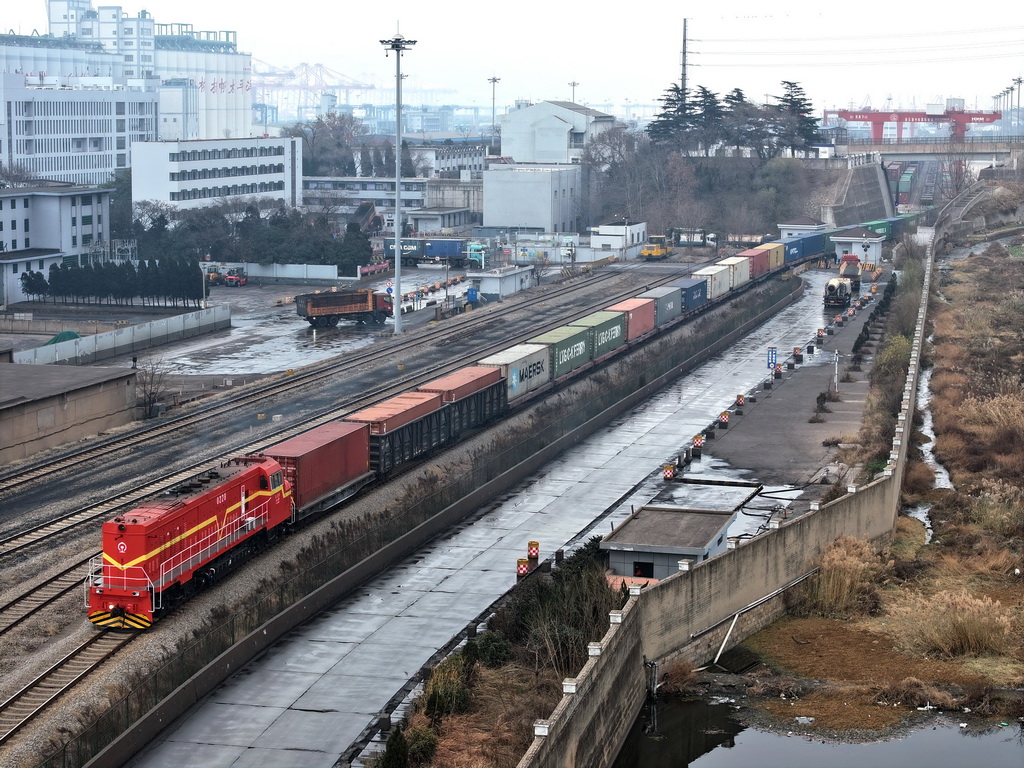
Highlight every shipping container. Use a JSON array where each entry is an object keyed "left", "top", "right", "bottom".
[
  {"left": 418, "top": 366, "right": 503, "bottom": 402},
  {"left": 691, "top": 265, "right": 730, "bottom": 300},
  {"left": 716, "top": 256, "right": 751, "bottom": 289},
  {"left": 737, "top": 248, "right": 770, "bottom": 278},
  {"left": 528, "top": 326, "right": 593, "bottom": 379},
  {"left": 347, "top": 391, "right": 444, "bottom": 435},
  {"left": 606, "top": 298, "right": 656, "bottom": 340},
  {"left": 477, "top": 343, "right": 551, "bottom": 402},
  {"left": 751, "top": 242, "right": 785, "bottom": 271},
  {"left": 637, "top": 286, "right": 681, "bottom": 327},
  {"left": 568, "top": 311, "right": 627, "bottom": 359},
  {"left": 262, "top": 421, "right": 372, "bottom": 519},
  {"left": 669, "top": 277, "right": 709, "bottom": 312},
  {"left": 778, "top": 237, "right": 804, "bottom": 264}
]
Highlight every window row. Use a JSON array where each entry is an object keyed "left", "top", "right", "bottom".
[
  {"left": 169, "top": 164, "right": 285, "bottom": 181},
  {"left": 168, "top": 146, "right": 287, "bottom": 162},
  {"left": 170, "top": 182, "right": 286, "bottom": 201}
]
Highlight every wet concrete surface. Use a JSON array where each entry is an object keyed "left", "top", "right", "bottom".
[{"left": 127, "top": 268, "right": 878, "bottom": 768}]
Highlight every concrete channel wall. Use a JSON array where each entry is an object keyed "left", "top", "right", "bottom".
[
  {"left": 517, "top": 234, "right": 935, "bottom": 768},
  {"left": 11, "top": 306, "right": 231, "bottom": 365}
]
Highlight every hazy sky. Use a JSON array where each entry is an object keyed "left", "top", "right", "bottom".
[{"left": 5, "top": 2, "right": 1023, "bottom": 117}]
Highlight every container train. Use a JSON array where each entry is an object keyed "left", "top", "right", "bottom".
[{"left": 86, "top": 214, "right": 915, "bottom": 630}]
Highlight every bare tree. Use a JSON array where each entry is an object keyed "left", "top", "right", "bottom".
[
  {"left": 938, "top": 137, "right": 974, "bottom": 200},
  {"left": 135, "top": 356, "right": 174, "bottom": 418},
  {"left": 0, "top": 161, "right": 35, "bottom": 187}
]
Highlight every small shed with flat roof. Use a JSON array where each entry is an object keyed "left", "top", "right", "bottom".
[
  {"left": 0, "top": 363, "right": 137, "bottom": 464},
  {"left": 601, "top": 505, "right": 737, "bottom": 580}
]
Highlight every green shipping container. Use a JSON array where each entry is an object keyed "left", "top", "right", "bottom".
[
  {"left": 528, "top": 325, "right": 593, "bottom": 379},
  {"left": 568, "top": 311, "right": 627, "bottom": 359}
]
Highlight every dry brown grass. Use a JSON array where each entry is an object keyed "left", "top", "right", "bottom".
[
  {"left": 659, "top": 660, "right": 700, "bottom": 696},
  {"left": 901, "top": 460, "right": 935, "bottom": 497},
  {"left": 794, "top": 537, "right": 891, "bottom": 618},
  {"left": 885, "top": 589, "right": 1013, "bottom": 659},
  {"left": 417, "top": 665, "right": 562, "bottom": 768}
]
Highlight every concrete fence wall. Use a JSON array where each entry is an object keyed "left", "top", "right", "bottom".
[
  {"left": 12, "top": 306, "right": 231, "bottom": 365},
  {"left": 518, "top": 233, "right": 935, "bottom": 768}
]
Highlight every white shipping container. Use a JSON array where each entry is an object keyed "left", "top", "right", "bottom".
[
  {"left": 691, "top": 265, "right": 731, "bottom": 301},
  {"left": 477, "top": 343, "right": 551, "bottom": 402},
  {"left": 716, "top": 256, "right": 751, "bottom": 289}
]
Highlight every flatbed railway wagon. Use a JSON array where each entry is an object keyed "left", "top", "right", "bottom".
[{"left": 296, "top": 289, "right": 393, "bottom": 327}]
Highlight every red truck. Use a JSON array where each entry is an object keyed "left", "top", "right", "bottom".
[{"left": 295, "top": 288, "right": 393, "bottom": 327}]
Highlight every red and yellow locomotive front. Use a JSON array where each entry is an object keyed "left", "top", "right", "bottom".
[{"left": 87, "top": 458, "right": 292, "bottom": 630}]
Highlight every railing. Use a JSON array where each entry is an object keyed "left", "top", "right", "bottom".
[{"left": 846, "top": 134, "right": 1024, "bottom": 146}]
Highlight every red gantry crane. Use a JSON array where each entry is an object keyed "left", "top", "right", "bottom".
[{"left": 836, "top": 107, "right": 1001, "bottom": 141}]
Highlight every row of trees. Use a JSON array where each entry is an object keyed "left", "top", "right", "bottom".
[
  {"left": 281, "top": 113, "right": 422, "bottom": 177},
  {"left": 574, "top": 80, "right": 825, "bottom": 237},
  {"left": 647, "top": 81, "right": 820, "bottom": 159},
  {"left": 19, "top": 257, "right": 207, "bottom": 307}
]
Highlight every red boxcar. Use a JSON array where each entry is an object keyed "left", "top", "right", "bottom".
[
  {"left": 87, "top": 458, "right": 292, "bottom": 630},
  {"left": 606, "top": 298, "right": 656, "bottom": 340},
  {"left": 261, "top": 421, "right": 372, "bottom": 520},
  {"left": 417, "top": 366, "right": 502, "bottom": 402},
  {"left": 346, "top": 391, "right": 443, "bottom": 435}
]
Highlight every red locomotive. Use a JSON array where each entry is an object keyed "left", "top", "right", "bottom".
[{"left": 87, "top": 458, "right": 292, "bottom": 629}]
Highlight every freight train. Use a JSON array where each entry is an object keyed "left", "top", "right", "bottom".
[{"left": 86, "top": 214, "right": 916, "bottom": 630}]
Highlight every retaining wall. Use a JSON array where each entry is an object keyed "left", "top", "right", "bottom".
[
  {"left": 518, "top": 233, "right": 935, "bottom": 768},
  {"left": 12, "top": 306, "right": 231, "bottom": 365}
]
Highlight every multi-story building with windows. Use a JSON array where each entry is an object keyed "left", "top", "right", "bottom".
[
  {"left": 0, "top": 72, "right": 159, "bottom": 185},
  {"left": 131, "top": 136, "right": 302, "bottom": 209},
  {"left": 499, "top": 101, "right": 617, "bottom": 164},
  {"left": 0, "top": 182, "right": 112, "bottom": 307}
]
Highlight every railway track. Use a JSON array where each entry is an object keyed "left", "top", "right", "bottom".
[
  {"left": 0, "top": 267, "right": 694, "bottom": 749},
  {"left": 0, "top": 631, "right": 133, "bottom": 746},
  {"left": 0, "top": 271, "right": 624, "bottom": 501}
]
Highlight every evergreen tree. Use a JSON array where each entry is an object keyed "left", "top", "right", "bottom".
[
  {"left": 360, "top": 144, "right": 373, "bottom": 177},
  {"left": 400, "top": 140, "right": 416, "bottom": 178},
  {"left": 776, "top": 81, "right": 820, "bottom": 150}
]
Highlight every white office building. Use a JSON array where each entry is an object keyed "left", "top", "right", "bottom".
[
  {"left": 0, "top": 71, "right": 159, "bottom": 185},
  {"left": 0, "top": 182, "right": 112, "bottom": 307},
  {"left": 132, "top": 136, "right": 302, "bottom": 210},
  {"left": 499, "top": 101, "right": 617, "bottom": 164},
  {"left": 482, "top": 165, "right": 581, "bottom": 233}
]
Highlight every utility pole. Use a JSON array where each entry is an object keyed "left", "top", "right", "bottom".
[
  {"left": 381, "top": 31, "right": 416, "bottom": 335},
  {"left": 680, "top": 18, "right": 688, "bottom": 101},
  {"left": 488, "top": 76, "right": 500, "bottom": 149},
  {"left": 568, "top": 81, "right": 579, "bottom": 103}
]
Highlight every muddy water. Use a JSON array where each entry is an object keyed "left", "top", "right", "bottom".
[{"left": 612, "top": 699, "right": 1024, "bottom": 767}]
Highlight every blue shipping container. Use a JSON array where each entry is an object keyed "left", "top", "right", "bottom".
[
  {"left": 423, "top": 239, "right": 467, "bottom": 258},
  {"left": 669, "top": 277, "right": 708, "bottom": 312},
  {"left": 779, "top": 237, "right": 804, "bottom": 264}
]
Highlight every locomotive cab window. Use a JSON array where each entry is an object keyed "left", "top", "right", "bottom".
[
  {"left": 260, "top": 476, "right": 269, "bottom": 490},
  {"left": 270, "top": 471, "right": 283, "bottom": 489}
]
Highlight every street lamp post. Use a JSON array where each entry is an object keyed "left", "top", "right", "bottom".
[
  {"left": 381, "top": 32, "right": 416, "bottom": 335},
  {"left": 1015, "top": 77, "right": 1022, "bottom": 131},
  {"left": 488, "top": 76, "right": 500, "bottom": 149},
  {"left": 568, "top": 81, "right": 579, "bottom": 103}
]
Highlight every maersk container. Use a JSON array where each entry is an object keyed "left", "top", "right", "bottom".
[
  {"left": 752, "top": 242, "right": 785, "bottom": 271},
  {"left": 669, "top": 277, "right": 708, "bottom": 312},
  {"left": 737, "top": 248, "right": 770, "bottom": 278},
  {"left": 263, "top": 421, "right": 371, "bottom": 514},
  {"left": 568, "top": 311, "right": 627, "bottom": 358},
  {"left": 418, "top": 366, "right": 503, "bottom": 402},
  {"left": 477, "top": 343, "right": 550, "bottom": 402},
  {"left": 716, "top": 256, "right": 750, "bottom": 289},
  {"left": 528, "top": 326, "right": 592, "bottom": 379},
  {"left": 637, "top": 286, "right": 681, "bottom": 327},
  {"left": 347, "top": 391, "right": 443, "bottom": 435},
  {"left": 691, "top": 265, "right": 730, "bottom": 300},
  {"left": 606, "top": 298, "right": 656, "bottom": 340}
]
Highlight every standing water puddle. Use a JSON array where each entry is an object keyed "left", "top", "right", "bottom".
[{"left": 905, "top": 363, "right": 953, "bottom": 542}]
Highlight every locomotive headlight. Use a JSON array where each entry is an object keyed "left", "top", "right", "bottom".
[
  {"left": 108, "top": 604, "right": 116, "bottom": 610},
  {"left": 95, "top": 588, "right": 103, "bottom": 594},
  {"left": 132, "top": 591, "right": 140, "bottom": 597}
]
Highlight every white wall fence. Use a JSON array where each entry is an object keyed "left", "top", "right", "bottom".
[
  {"left": 13, "top": 306, "right": 231, "bottom": 365},
  {"left": 205, "top": 261, "right": 389, "bottom": 283}
]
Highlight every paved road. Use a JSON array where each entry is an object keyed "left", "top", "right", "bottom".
[{"left": 127, "top": 270, "right": 873, "bottom": 768}]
